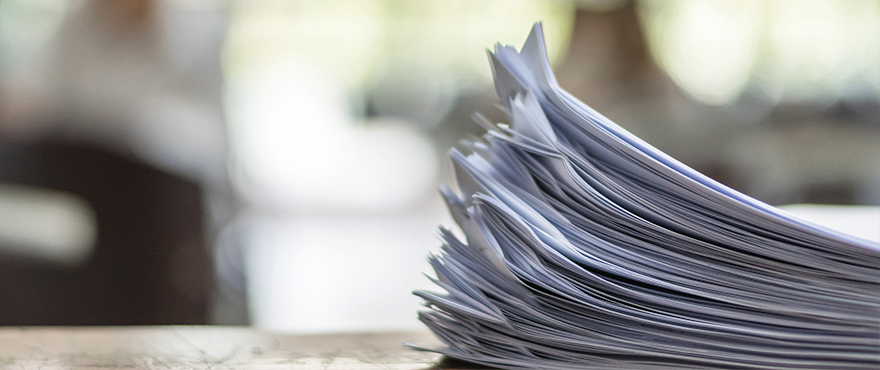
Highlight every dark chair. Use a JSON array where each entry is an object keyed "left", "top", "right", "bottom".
[{"left": 0, "top": 140, "right": 212, "bottom": 325}]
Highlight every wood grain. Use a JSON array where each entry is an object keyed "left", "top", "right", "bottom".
[{"left": 0, "top": 327, "right": 486, "bottom": 369}]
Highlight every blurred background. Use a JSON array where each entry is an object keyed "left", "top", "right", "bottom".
[{"left": 0, "top": 0, "right": 876, "bottom": 331}]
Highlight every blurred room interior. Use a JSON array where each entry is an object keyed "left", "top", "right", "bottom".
[{"left": 0, "top": 0, "right": 876, "bottom": 331}]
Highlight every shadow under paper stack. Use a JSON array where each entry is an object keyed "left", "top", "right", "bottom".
[{"left": 412, "top": 24, "right": 880, "bottom": 370}]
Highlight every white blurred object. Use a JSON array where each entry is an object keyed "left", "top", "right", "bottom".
[
  {"left": 779, "top": 204, "right": 880, "bottom": 243},
  {"left": 244, "top": 197, "right": 453, "bottom": 333},
  {"left": 227, "top": 59, "right": 438, "bottom": 212},
  {"left": 228, "top": 59, "right": 446, "bottom": 332},
  {"left": 0, "top": 183, "right": 97, "bottom": 264}
]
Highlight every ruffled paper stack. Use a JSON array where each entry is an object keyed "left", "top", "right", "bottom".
[{"left": 413, "top": 24, "right": 880, "bottom": 370}]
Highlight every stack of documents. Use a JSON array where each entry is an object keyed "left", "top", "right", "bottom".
[{"left": 412, "top": 24, "right": 880, "bottom": 369}]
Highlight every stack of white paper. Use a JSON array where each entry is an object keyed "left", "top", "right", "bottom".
[{"left": 412, "top": 24, "right": 880, "bottom": 369}]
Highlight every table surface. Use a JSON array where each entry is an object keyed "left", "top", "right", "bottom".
[{"left": 0, "top": 327, "right": 488, "bottom": 369}]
